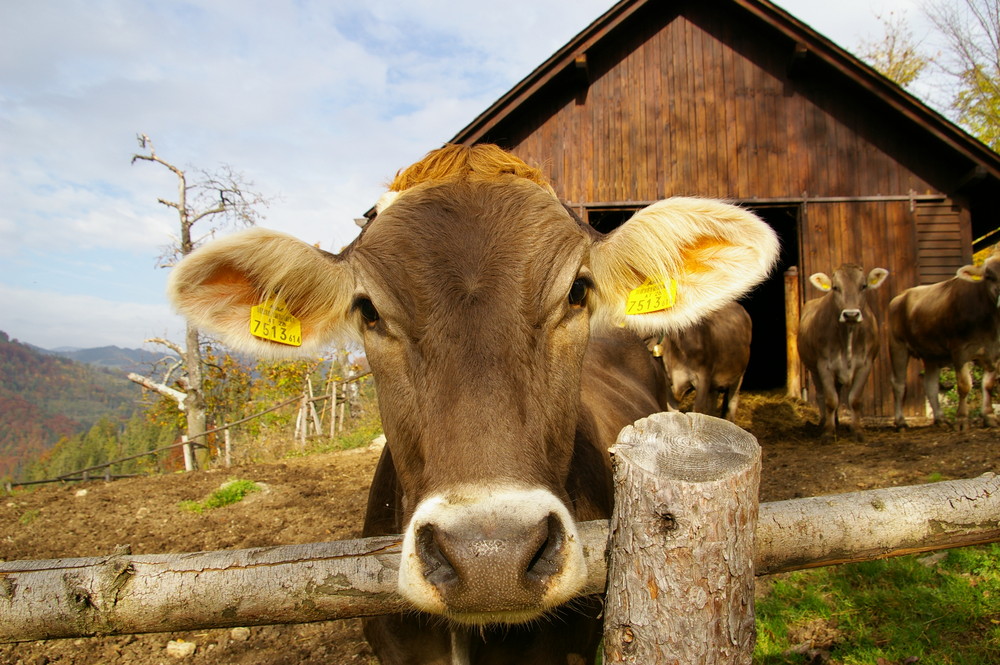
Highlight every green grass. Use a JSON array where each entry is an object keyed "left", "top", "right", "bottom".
[
  {"left": 179, "top": 479, "right": 261, "bottom": 513},
  {"left": 754, "top": 544, "right": 1000, "bottom": 664},
  {"left": 284, "top": 422, "right": 384, "bottom": 457},
  {"left": 17, "top": 508, "right": 40, "bottom": 526}
]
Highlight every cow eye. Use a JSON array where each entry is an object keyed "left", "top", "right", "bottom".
[
  {"left": 568, "top": 278, "right": 589, "bottom": 307},
  {"left": 355, "top": 297, "right": 380, "bottom": 328}
]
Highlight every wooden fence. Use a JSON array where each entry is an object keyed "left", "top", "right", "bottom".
[
  {"left": 4, "top": 372, "right": 371, "bottom": 493},
  {"left": 2, "top": 412, "right": 998, "bottom": 662}
]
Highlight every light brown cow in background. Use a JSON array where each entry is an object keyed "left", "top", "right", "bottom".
[
  {"left": 647, "top": 301, "right": 752, "bottom": 421},
  {"left": 165, "top": 144, "right": 779, "bottom": 665},
  {"left": 889, "top": 254, "right": 1000, "bottom": 431},
  {"left": 797, "top": 264, "right": 889, "bottom": 441}
]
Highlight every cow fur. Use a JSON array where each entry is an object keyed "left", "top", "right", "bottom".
[{"left": 646, "top": 301, "right": 752, "bottom": 421}]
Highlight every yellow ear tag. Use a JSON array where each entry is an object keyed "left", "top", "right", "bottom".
[
  {"left": 250, "top": 296, "right": 302, "bottom": 347},
  {"left": 625, "top": 278, "right": 678, "bottom": 315}
]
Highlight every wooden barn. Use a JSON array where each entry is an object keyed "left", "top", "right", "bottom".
[{"left": 441, "top": 0, "right": 1000, "bottom": 420}]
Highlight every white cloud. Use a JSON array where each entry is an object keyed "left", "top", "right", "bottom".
[{"left": 0, "top": 284, "right": 185, "bottom": 350}]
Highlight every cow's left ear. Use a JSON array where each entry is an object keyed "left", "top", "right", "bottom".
[
  {"left": 867, "top": 268, "right": 889, "bottom": 289},
  {"left": 589, "top": 197, "right": 779, "bottom": 335}
]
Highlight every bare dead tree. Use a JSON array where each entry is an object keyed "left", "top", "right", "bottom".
[{"left": 130, "top": 134, "right": 270, "bottom": 466}]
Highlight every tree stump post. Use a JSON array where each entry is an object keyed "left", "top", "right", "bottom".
[{"left": 604, "top": 411, "right": 761, "bottom": 664}]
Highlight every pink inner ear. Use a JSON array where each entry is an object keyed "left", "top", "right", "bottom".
[
  {"left": 203, "top": 264, "right": 253, "bottom": 289},
  {"left": 184, "top": 264, "right": 259, "bottom": 317}
]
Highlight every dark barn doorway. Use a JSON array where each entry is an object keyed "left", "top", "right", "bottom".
[
  {"left": 586, "top": 203, "right": 800, "bottom": 392},
  {"left": 741, "top": 205, "right": 799, "bottom": 391}
]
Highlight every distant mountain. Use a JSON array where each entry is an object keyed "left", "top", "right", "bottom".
[
  {"left": 46, "top": 345, "right": 176, "bottom": 374},
  {"left": 0, "top": 331, "right": 143, "bottom": 478}
]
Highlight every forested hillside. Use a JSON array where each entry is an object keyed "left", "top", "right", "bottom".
[
  {"left": 0, "top": 331, "right": 141, "bottom": 478},
  {"left": 45, "top": 345, "right": 173, "bottom": 373}
]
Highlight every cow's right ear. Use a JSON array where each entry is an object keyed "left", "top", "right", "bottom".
[
  {"left": 167, "top": 228, "right": 356, "bottom": 358},
  {"left": 809, "top": 273, "right": 833, "bottom": 292}
]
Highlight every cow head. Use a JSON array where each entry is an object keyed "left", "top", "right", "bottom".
[
  {"left": 809, "top": 264, "right": 888, "bottom": 323},
  {"left": 957, "top": 254, "right": 1000, "bottom": 308},
  {"left": 166, "top": 144, "right": 778, "bottom": 626}
]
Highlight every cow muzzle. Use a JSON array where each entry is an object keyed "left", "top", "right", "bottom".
[
  {"left": 397, "top": 486, "right": 587, "bottom": 625},
  {"left": 839, "top": 309, "right": 863, "bottom": 323}
]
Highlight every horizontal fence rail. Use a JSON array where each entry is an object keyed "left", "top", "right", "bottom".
[{"left": 2, "top": 471, "right": 997, "bottom": 644}]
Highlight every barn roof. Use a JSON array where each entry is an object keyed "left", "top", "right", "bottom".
[{"left": 449, "top": 0, "right": 1000, "bottom": 186}]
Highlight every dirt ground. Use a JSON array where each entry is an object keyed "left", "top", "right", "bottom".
[{"left": 2, "top": 393, "right": 997, "bottom": 665}]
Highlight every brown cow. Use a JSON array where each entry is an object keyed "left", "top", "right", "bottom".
[
  {"left": 646, "top": 301, "right": 752, "bottom": 421},
  {"left": 797, "top": 264, "right": 889, "bottom": 441},
  {"left": 166, "top": 145, "right": 779, "bottom": 664},
  {"left": 889, "top": 255, "right": 1000, "bottom": 431}
]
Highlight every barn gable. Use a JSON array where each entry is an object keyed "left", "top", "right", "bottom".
[{"left": 445, "top": 0, "right": 1000, "bottom": 419}]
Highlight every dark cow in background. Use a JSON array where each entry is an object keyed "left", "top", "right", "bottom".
[
  {"left": 646, "top": 301, "right": 752, "bottom": 421},
  {"left": 889, "top": 254, "right": 1000, "bottom": 431},
  {"left": 797, "top": 264, "right": 889, "bottom": 441},
  {"left": 166, "top": 144, "right": 779, "bottom": 665}
]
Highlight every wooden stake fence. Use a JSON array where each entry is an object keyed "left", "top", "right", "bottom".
[
  {"left": 2, "top": 413, "right": 998, "bottom": 649},
  {"left": 5, "top": 373, "right": 372, "bottom": 492}
]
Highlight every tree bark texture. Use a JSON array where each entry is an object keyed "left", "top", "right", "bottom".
[
  {"left": 0, "top": 524, "right": 608, "bottom": 643},
  {"left": 602, "top": 412, "right": 761, "bottom": 664},
  {"left": 1, "top": 470, "right": 997, "bottom": 643},
  {"left": 756, "top": 471, "right": 1000, "bottom": 573}
]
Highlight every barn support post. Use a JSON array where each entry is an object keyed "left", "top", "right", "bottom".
[
  {"left": 784, "top": 266, "right": 802, "bottom": 400},
  {"left": 603, "top": 412, "right": 760, "bottom": 664}
]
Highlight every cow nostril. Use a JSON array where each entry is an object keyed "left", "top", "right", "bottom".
[
  {"left": 417, "top": 524, "right": 458, "bottom": 588},
  {"left": 526, "top": 514, "right": 564, "bottom": 583}
]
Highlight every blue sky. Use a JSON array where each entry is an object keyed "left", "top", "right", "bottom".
[{"left": 1, "top": 0, "right": 938, "bottom": 351}]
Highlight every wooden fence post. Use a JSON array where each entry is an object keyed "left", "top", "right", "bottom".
[
  {"left": 224, "top": 429, "right": 232, "bottom": 468},
  {"left": 785, "top": 266, "right": 801, "bottom": 400},
  {"left": 604, "top": 411, "right": 760, "bottom": 664},
  {"left": 181, "top": 436, "right": 194, "bottom": 472}
]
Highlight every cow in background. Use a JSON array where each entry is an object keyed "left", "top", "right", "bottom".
[
  {"left": 889, "top": 254, "right": 1000, "bottom": 431},
  {"left": 797, "top": 264, "right": 889, "bottom": 441},
  {"left": 166, "top": 144, "right": 779, "bottom": 665},
  {"left": 646, "top": 301, "right": 751, "bottom": 421}
]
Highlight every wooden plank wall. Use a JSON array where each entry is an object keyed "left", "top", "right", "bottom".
[
  {"left": 914, "top": 201, "right": 972, "bottom": 284},
  {"left": 507, "top": 5, "right": 937, "bottom": 204}
]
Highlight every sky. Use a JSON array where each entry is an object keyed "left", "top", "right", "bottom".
[{"left": 1, "top": 0, "right": 940, "bottom": 351}]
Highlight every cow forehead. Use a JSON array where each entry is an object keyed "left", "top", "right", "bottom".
[
  {"left": 834, "top": 263, "right": 865, "bottom": 284},
  {"left": 351, "top": 179, "right": 591, "bottom": 306}
]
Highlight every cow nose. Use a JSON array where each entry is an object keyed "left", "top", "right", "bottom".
[
  {"left": 840, "top": 309, "right": 863, "bottom": 323},
  {"left": 415, "top": 513, "right": 564, "bottom": 614}
]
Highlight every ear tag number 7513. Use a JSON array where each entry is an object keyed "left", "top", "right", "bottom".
[
  {"left": 250, "top": 296, "right": 302, "bottom": 347},
  {"left": 625, "top": 278, "right": 677, "bottom": 315}
]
